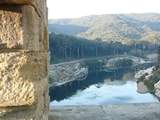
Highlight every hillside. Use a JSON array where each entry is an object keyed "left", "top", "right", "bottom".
[{"left": 49, "top": 13, "right": 160, "bottom": 44}]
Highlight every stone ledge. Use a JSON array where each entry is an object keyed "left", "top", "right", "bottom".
[
  {"left": 0, "top": 51, "right": 48, "bottom": 107},
  {"left": 49, "top": 103, "right": 160, "bottom": 120},
  {"left": 0, "top": 105, "right": 48, "bottom": 120}
]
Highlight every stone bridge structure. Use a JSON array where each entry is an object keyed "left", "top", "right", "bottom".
[{"left": 0, "top": 0, "right": 49, "bottom": 120}]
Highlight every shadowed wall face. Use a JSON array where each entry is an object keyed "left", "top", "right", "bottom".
[{"left": 0, "top": 0, "right": 49, "bottom": 120}]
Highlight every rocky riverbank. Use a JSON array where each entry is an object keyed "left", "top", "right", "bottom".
[
  {"left": 49, "top": 62, "right": 88, "bottom": 86},
  {"left": 136, "top": 66, "right": 160, "bottom": 99},
  {"left": 155, "top": 81, "right": 160, "bottom": 98}
]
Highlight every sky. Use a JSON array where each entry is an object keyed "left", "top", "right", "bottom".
[{"left": 47, "top": 0, "right": 160, "bottom": 19}]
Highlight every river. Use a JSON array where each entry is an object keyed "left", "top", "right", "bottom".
[{"left": 50, "top": 67, "right": 159, "bottom": 106}]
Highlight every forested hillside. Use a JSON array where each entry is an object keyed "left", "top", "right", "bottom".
[
  {"left": 49, "top": 33, "right": 158, "bottom": 64},
  {"left": 49, "top": 13, "right": 160, "bottom": 44}
]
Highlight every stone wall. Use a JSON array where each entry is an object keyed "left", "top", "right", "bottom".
[{"left": 0, "top": 0, "right": 49, "bottom": 120}]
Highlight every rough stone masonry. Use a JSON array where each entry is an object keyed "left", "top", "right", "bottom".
[{"left": 0, "top": 0, "right": 49, "bottom": 120}]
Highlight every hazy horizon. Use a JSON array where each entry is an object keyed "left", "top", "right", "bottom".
[
  {"left": 47, "top": 0, "right": 160, "bottom": 19},
  {"left": 48, "top": 12, "right": 160, "bottom": 20}
]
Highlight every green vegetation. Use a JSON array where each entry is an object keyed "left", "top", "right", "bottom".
[
  {"left": 114, "top": 59, "right": 133, "bottom": 68},
  {"left": 49, "top": 33, "right": 157, "bottom": 64},
  {"left": 48, "top": 75, "right": 53, "bottom": 85},
  {"left": 49, "top": 14, "right": 160, "bottom": 64},
  {"left": 82, "top": 59, "right": 105, "bottom": 73},
  {"left": 49, "top": 33, "right": 131, "bottom": 64}
]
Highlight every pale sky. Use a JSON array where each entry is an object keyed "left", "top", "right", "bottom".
[{"left": 47, "top": 0, "right": 160, "bottom": 19}]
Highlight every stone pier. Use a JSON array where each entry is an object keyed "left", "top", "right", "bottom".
[{"left": 0, "top": 0, "right": 49, "bottom": 120}]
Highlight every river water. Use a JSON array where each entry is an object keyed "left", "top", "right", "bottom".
[{"left": 50, "top": 67, "right": 159, "bottom": 106}]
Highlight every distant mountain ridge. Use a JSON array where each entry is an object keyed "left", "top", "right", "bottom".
[{"left": 49, "top": 13, "right": 160, "bottom": 44}]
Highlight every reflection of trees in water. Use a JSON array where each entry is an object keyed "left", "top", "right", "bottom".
[
  {"left": 49, "top": 68, "right": 134, "bottom": 101},
  {"left": 112, "top": 68, "right": 134, "bottom": 81}
]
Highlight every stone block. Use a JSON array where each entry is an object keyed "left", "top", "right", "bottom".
[
  {"left": 0, "top": 51, "right": 48, "bottom": 107},
  {"left": 0, "top": 5, "right": 47, "bottom": 51},
  {"left": 0, "top": 0, "right": 47, "bottom": 19}
]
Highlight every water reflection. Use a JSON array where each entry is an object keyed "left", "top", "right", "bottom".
[
  {"left": 50, "top": 67, "right": 159, "bottom": 106},
  {"left": 50, "top": 81, "right": 158, "bottom": 106}
]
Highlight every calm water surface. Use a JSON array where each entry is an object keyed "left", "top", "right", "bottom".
[{"left": 50, "top": 68, "right": 159, "bottom": 106}]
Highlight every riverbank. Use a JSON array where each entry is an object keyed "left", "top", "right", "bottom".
[
  {"left": 49, "top": 62, "right": 88, "bottom": 87},
  {"left": 49, "top": 103, "right": 160, "bottom": 120},
  {"left": 136, "top": 66, "right": 160, "bottom": 99},
  {"left": 49, "top": 55, "right": 155, "bottom": 87}
]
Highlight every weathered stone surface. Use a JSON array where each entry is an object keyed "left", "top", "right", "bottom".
[
  {"left": 0, "top": 78, "right": 49, "bottom": 120},
  {"left": 155, "top": 81, "right": 160, "bottom": 89},
  {"left": 0, "top": 0, "right": 47, "bottom": 19},
  {"left": 0, "top": 5, "right": 47, "bottom": 51},
  {"left": 0, "top": 0, "right": 31, "bottom": 4},
  {"left": 155, "top": 81, "right": 160, "bottom": 98},
  {"left": 0, "top": 6, "right": 22, "bottom": 50},
  {"left": 0, "top": 52, "right": 48, "bottom": 107},
  {"left": 0, "top": 0, "right": 48, "bottom": 119},
  {"left": 22, "top": 5, "right": 48, "bottom": 51}
]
